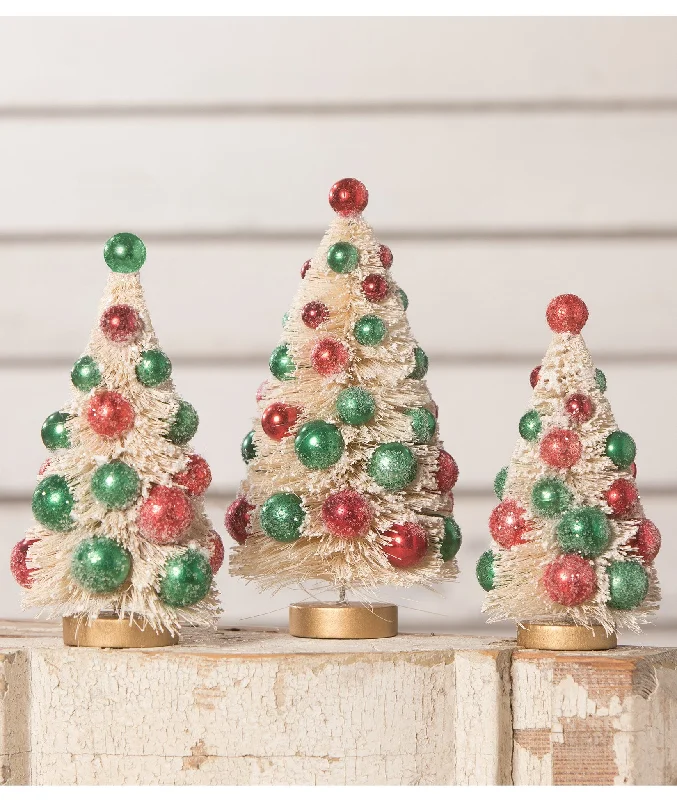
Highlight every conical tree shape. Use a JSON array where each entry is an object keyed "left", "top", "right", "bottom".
[
  {"left": 228, "top": 179, "right": 461, "bottom": 593},
  {"left": 477, "top": 294, "right": 660, "bottom": 633},
  {"left": 11, "top": 234, "right": 222, "bottom": 634}
]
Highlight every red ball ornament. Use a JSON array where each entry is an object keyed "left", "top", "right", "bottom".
[
  {"left": 321, "top": 490, "right": 372, "bottom": 539},
  {"left": 605, "top": 478, "right": 639, "bottom": 516},
  {"left": 546, "top": 294, "right": 588, "bottom": 334},
  {"left": 10, "top": 537, "right": 38, "bottom": 588},
  {"left": 361, "top": 274, "right": 389, "bottom": 303},
  {"left": 87, "top": 390, "right": 135, "bottom": 438},
  {"left": 630, "top": 462, "right": 637, "bottom": 479},
  {"left": 301, "top": 301, "right": 329, "bottom": 329},
  {"left": 436, "top": 450, "right": 458, "bottom": 493},
  {"left": 138, "top": 485, "right": 193, "bottom": 544},
  {"left": 261, "top": 402, "right": 299, "bottom": 441},
  {"left": 539, "top": 428, "right": 582, "bottom": 469},
  {"left": 174, "top": 454, "right": 212, "bottom": 497},
  {"left": 382, "top": 523, "right": 428, "bottom": 568},
  {"left": 225, "top": 497, "right": 254, "bottom": 544},
  {"left": 379, "top": 244, "right": 393, "bottom": 269},
  {"left": 530, "top": 365, "right": 541, "bottom": 388},
  {"left": 38, "top": 458, "right": 51, "bottom": 476},
  {"left": 206, "top": 530, "right": 225, "bottom": 574},
  {"left": 489, "top": 500, "right": 530, "bottom": 548},
  {"left": 328, "top": 178, "right": 368, "bottom": 216},
  {"left": 301, "top": 259, "right": 311, "bottom": 279},
  {"left": 543, "top": 554, "right": 597, "bottom": 606},
  {"left": 256, "top": 380, "right": 269, "bottom": 403},
  {"left": 311, "top": 337, "right": 349, "bottom": 376},
  {"left": 629, "top": 519, "right": 661, "bottom": 564},
  {"left": 100, "top": 304, "right": 142, "bottom": 343},
  {"left": 565, "top": 393, "right": 595, "bottom": 424}
]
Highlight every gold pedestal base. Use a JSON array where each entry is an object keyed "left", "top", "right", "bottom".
[
  {"left": 289, "top": 601, "right": 398, "bottom": 639},
  {"left": 63, "top": 613, "right": 179, "bottom": 648},
  {"left": 517, "top": 621, "right": 617, "bottom": 651}
]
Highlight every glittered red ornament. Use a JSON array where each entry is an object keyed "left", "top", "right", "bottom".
[
  {"left": 87, "top": 390, "right": 135, "bottom": 438},
  {"left": 565, "top": 393, "right": 595, "bottom": 423},
  {"left": 138, "top": 485, "right": 193, "bottom": 544},
  {"left": 629, "top": 519, "right": 661, "bottom": 564},
  {"left": 301, "top": 301, "right": 329, "bottom": 329},
  {"left": 321, "top": 490, "right": 372, "bottom": 539},
  {"left": 328, "top": 178, "right": 368, "bottom": 216},
  {"left": 436, "top": 450, "right": 458, "bottom": 493},
  {"left": 261, "top": 402, "right": 299, "bottom": 441},
  {"left": 361, "top": 274, "right": 389, "bottom": 303},
  {"left": 546, "top": 294, "right": 588, "bottom": 334},
  {"left": 256, "top": 380, "right": 269, "bottom": 403},
  {"left": 174, "top": 454, "right": 212, "bottom": 497},
  {"left": 530, "top": 366, "right": 541, "bottom": 388},
  {"left": 543, "top": 554, "right": 597, "bottom": 606},
  {"left": 301, "top": 259, "right": 311, "bottom": 279},
  {"left": 382, "top": 523, "right": 428, "bottom": 568},
  {"left": 489, "top": 500, "right": 530, "bottom": 548},
  {"left": 379, "top": 244, "right": 393, "bottom": 269},
  {"left": 100, "top": 304, "right": 142, "bottom": 343},
  {"left": 630, "top": 462, "right": 637, "bottom": 479},
  {"left": 225, "top": 497, "right": 254, "bottom": 544},
  {"left": 605, "top": 478, "right": 639, "bottom": 516},
  {"left": 311, "top": 337, "right": 349, "bottom": 376},
  {"left": 206, "top": 530, "right": 225, "bottom": 573},
  {"left": 10, "top": 537, "right": 37, "bottom": 588},
  {"left": 539, "top": 428, "right": 582, "bottom": 469},
  {"left": 38, "top": 458, "right": 51, "bottom": 476}
]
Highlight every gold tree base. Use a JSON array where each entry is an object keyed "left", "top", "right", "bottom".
[
  {"left": 63, "top": 613, "right": 179, "bottom": 649},
  {"left": 289, "top": 601, "right": 398, "bottom": 639},
  {"left": 517, "top": 620, "right": 617, "bottom": 651}
]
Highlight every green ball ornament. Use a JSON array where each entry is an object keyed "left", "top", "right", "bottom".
[
  {"left": 406, "top": 407, "right": 436, "bottom": 444},
  {"left": 605, "top": 431, "right": 636, "bottom": 468},
  {"left": 269, "top": 343, "right": 296, "bottom": 381},
  {"left": 607, "top": 560, "right": 649, "bottom": 610},
  {"left": 91, "top": 461, "right": 140, "bottom": 509},
  {"left": 531, "top": 477, "right": 572, "bottom": 518},
  {"left": 476, "top": 550, "right": 496, "bottom": 591},
  {"left": 519, "top": 410, "right": 542, "bottom": 441},
  {"left": 32, "top": 475, "right": 75, "bottom": 531},
  {"left": 282, "top": 312, "right": 290, "bottom": 327},
  {"left": 159, "top": 550, "right": 212, "bottom": 608},
  {"left": 556, "top": 507, "right": 610, "bottom": 558},
  {"left": 103, "top": 232, "right": 146, "bottom": 274},
  {"left": 166, "top": 400, "right": 199, "bottom": 445},
  {"left": 71, "top": 355, "right": 101, "bottom": 392},
  {"left": 595, "top": 368, "right": 607, "bottom": 393},
  {"left": 398, "top": 288, "right": 409, "bottom": 310},
  {"left": 41, "top": 411, "right": 71, "bottom": 451},
  {"left": 327, "top": 241, "right": 359, "bottom": 273},
  {"left": 440, "top": 517, "right": 462, "bottom": 561},
  {"left": 295, "top": 420, "right": 345, "bottom": 470},
  {"left": 368, "top": 443, "right": 417, "bottom": 491},
  {"left": 354, "top": 315, "right": 387, "bottom": 346},
  {"left": 407, "top": 347, "right": 429, "bottom": 380},
  {"left": 494, "top": 466, "right": 508, "bottom": 499},
  {"left": 260, "top": 492, "right": 305, "bottom": 542},
  {"left": 136, "top": 349, "right": 172, "bottom": 387},
  {"left": 71, "top": 536, "right": 131, "bottom": 594},
  {"left": 241, "top": 430, "right": 257, "bottom": 463},
  {"left": 336, "top": 387, "right": 375, "bottom": 426}
]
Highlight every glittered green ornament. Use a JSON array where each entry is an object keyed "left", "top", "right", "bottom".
[
  {"left": 407, "top": 347, "right": 429, "bottom": 380},
  {"left": 494, "top": 466, "right": 508, "bottom": 499},
  {"left": 531, "top": 477, "right": 572, "bottom": 518},
  {"left": 519, "top": 410, "right": 542, "bottom": 441},
  {"left": 398, "top": 288, "right": 409, "bottom": 310},
  {"left": 556, "top": 507, "right": 610, "bottom": 558},
  {"left": 136, "top": 349, "right": 172, "bottom": 387},
  {"left": 32, "top": 474, "right": 75, "bottom": 531},
  {"left": 476, "top": 550, "right": 496, "bottom": 591},
  {"left": 260, "top": 492, "right": 305, "bottom": 542},
  {"left": 354, "top": 315, "right": 387, "bottom": 346},
  {"left": 91, "top": 461, "right": 140, "bottom": 509},
  {"left": 440, "top": 517, "right": 462, "bottom": 561},
  {"left": 71, "top": 355, "right": 101, "bottom": 392},
  {"left": 71, "top": 536, "right": 131, "bottom": 594},
  {"left": 159, "top": 550, "right": 212, "bottom": 608},
  {"left": 406, "top": 407, "right": 436, "bottom": 444},
  {"left": 606, "top": 560, "right": 649, "bottom": 610},
  {"left": 295, "top": 420, "right": 345, "bottom": 470},
  {"left": 269, "top": 343, "right": 296, "bottom": 381},
  {"left": 595, "top": 368, "right": 607, "bottom": 393},
  {"left": 336, "top": 387, "right": 375, "bottom": 426},
  {"left": 368, "top": 443, "right": 417, "bottom": 491},
  {"left": 103, "top": 232, "right": 146, "bottom": 274},
  {"left": 165, "top": 400, "right": 199, "bottom": 445},
  {"left": 605, "top": 431, "right": 636, "bottom": 468},
  {"left": 282, "top": 312, "right": 290, "bottom": 327},
  {"left": 241, "top": 430, "right": 257, "bottom": 463},
  {"left": 41, "top": 411, "right": 71, "bottom": 451},
  {"left": 327, "top": 241, "right": 359, "bottom": 273}
]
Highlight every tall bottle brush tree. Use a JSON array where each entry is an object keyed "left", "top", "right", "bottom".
[
  {"left": 477, "top": 294, "right": 660, "bottom": 633},
  {"left": 10, "top": 234, "right": 223, "bottom": 634},
  {"left": 228, "top": 179, "right": 461, "bottom": 595}
]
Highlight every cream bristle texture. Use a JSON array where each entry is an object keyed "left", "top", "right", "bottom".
[
  {"left": 229, "top": 214, "right": 459, "bottom": 594},
  {"left": 23, "top": 271, "right": 221, "bottom": 634},
  {"left": 482, "top": 331, "right": 659, "bottom": 633}
]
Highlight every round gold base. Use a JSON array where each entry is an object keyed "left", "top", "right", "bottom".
[
  {"left": 289, "top": 601, "right": 398, "bottom": 639},
  {"left": 517, "top": 621, "right": 617, "bottom": 651},
  {"left": 63, "top": 613, "right": 179, "bottom": 649}
]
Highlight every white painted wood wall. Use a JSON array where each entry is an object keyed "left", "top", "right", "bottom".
[{"left": 0, "top": 18, "right": 675, "bottom": 642}]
